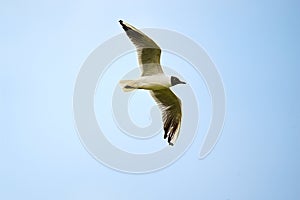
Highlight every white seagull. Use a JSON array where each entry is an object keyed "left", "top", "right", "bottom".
[{"left": 118, "top": 20, "right": 186, "bottom": 146}]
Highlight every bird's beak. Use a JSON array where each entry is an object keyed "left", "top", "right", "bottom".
[{"left": 180, "top": 81, "right": 186, "bottom": 84}]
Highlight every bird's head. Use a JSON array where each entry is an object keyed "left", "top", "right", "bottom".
[{"left": 171, "top": 76, "right": 186, "bottom": 86}]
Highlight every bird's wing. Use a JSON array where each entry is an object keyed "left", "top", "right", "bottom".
[
  {"left": 150, "top": 89, "right": 182, "bottom": 145},
  {"left": 119, "top": 20, "right": 164, "bottom": 76}
]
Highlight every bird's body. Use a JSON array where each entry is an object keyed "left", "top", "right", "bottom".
[
  {"left": 118, "top": 20, "right": 186, "bottom": 145},
  {"left": 120, "top": 74, "right": 171, "bottom": 91}
]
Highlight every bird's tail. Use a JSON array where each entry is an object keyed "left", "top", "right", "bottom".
[{"left": 119, "top": 80, "right": 137, "bottom": 92}]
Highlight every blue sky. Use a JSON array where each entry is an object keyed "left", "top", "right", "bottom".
[{"left": 1, "top": 0, "right": 299, "bottom": 199}]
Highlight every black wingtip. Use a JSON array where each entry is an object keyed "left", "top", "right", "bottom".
[
  {"left": 118, "top": 20, "right": 130, "bottom": 31},
  {"left": 168, "top": 136, "right": 173, "bottom": 145},
  {"left": 163, "top": 128, "right": 168, "bottom": 139}
]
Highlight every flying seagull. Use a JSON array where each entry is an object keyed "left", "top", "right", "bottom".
[{"left": 118, "top": 20, "right": 186, "bottom": 146}]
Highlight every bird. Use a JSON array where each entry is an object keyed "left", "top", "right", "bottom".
[{"left": 118, "top": 20, "right": 186, "bottom": 146}]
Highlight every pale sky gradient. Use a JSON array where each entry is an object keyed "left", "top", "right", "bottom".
[{"left": 1, "top": 1, "right": 299, "bottom": 199}]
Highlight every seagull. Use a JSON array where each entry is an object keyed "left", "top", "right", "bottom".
[{"left": 118, "top": 20, "right": 186, "bottom": 146}]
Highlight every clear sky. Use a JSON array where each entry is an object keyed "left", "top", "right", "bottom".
[{"left": 1, "top": 0, "right": 299, "bottom": 199}]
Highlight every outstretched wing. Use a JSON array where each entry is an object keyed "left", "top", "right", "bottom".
[
  {"left": 119, "top": 20, "right": 164, "bottom": 76},
  {"left": 150, "top": 89, "right": 182, "bottom": 145}
]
